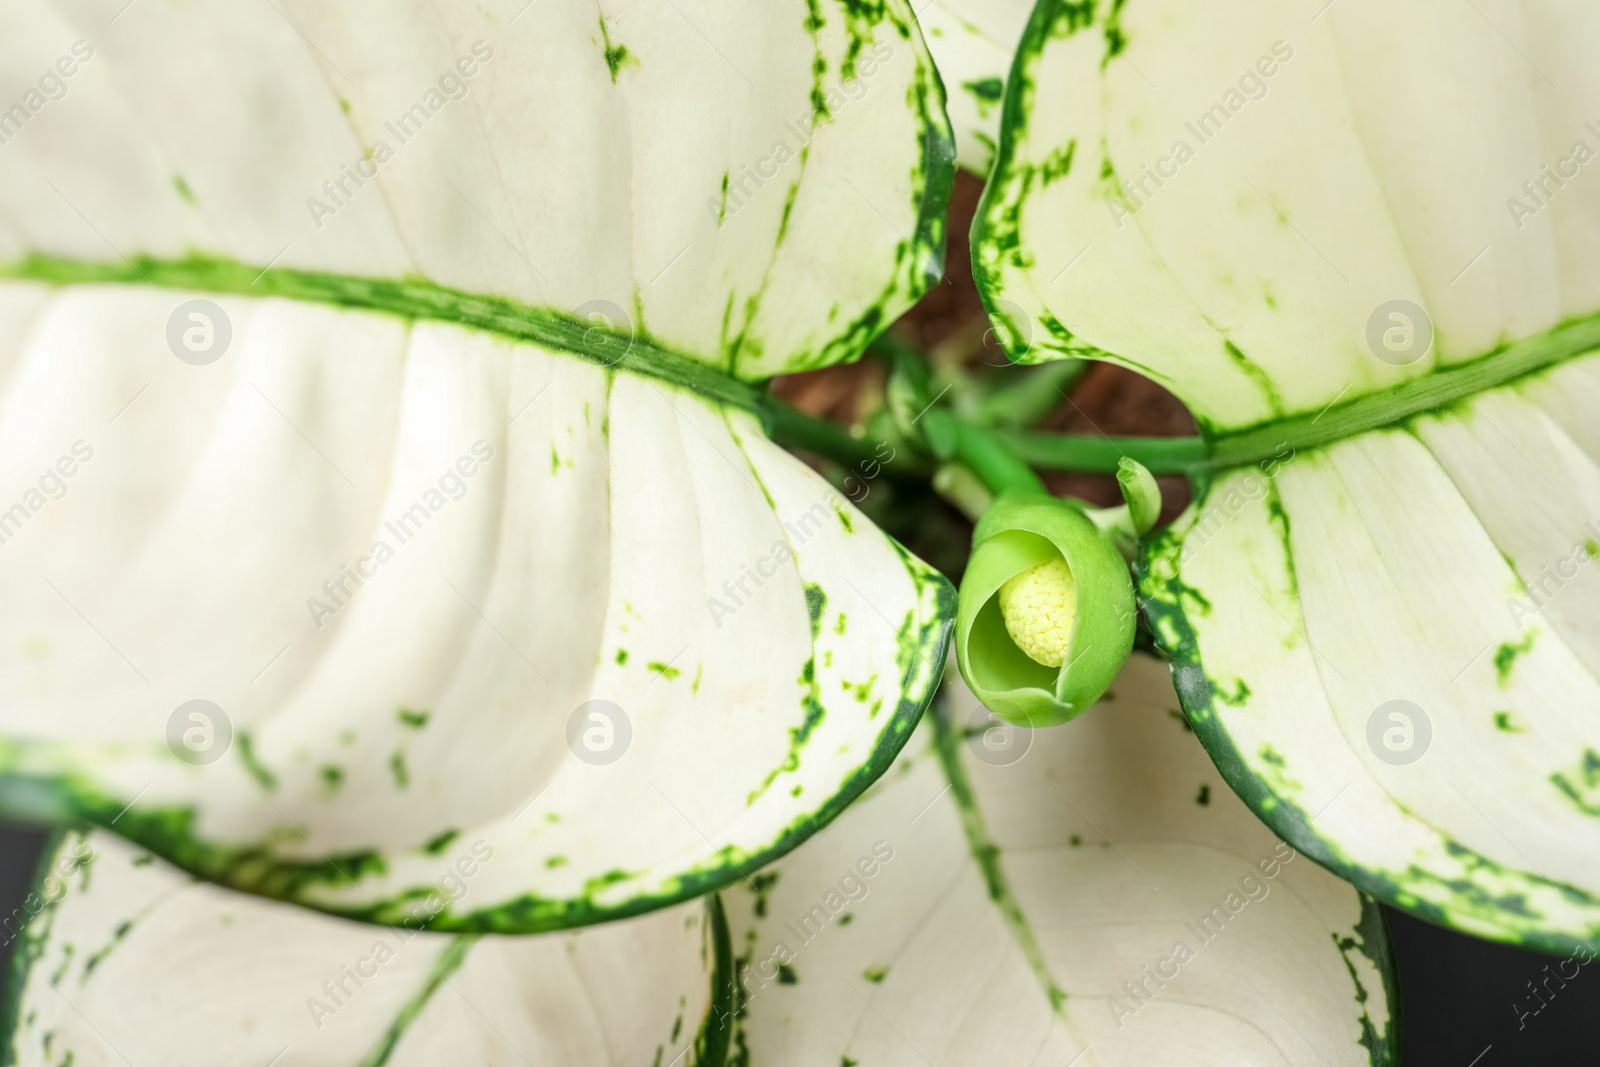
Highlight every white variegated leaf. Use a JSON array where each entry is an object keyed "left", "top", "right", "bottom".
[
  {"left": 4, "top": 829, "right": 731, "bottom": 1066},
  {"left": 975, "top": 0, "right": 1600, "bottom": 949},
  {"left": 0, "top": 0, "right": 953, "bottom": 379},
  {"left": 918, "top": 0, "right": 1031, "bottom": 173},
  {"left": 0, "top": 0, "right": 956, "bottom": 931},
  {"left": 0, "top": 284, "right": 951, "bottom": 930},
  {"left": 721, "top": 657, "right": 1397, "bottom": 1066}
]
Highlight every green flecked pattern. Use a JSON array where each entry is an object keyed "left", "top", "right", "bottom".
[
  {"left": 972, "top": 0, "right": 1120, "bottom": 367},
  {"left": 1141, "top": 496, "right": 1600, "bottom": 954},
  {"left": 0, "top": 560, "right": 952, "bottom": 936},
  {"left": 718, "top": 660, "right": 1398, "bottom": 1063},
  {"left": 721, "top": 0, "right": 954, "bottom": 378},
  {"left": 0, "top": 249, "right": 955, "bottom": 936},
  {"left": 978, "top": 0, "right": 1600, "bottom": 954},
  {"left": 933, "top": 687, "right": 1396, "bottom": 1065},
  {"left": 1140, "top": 337, "right": 1600, "bottom": 952},
  {"left": 1, "top": 831, "right": 738, "bottom": 1066},
  {"left": 0, "top": 0, "right": 961, "bottom": 953},
  {"left": 3, "top": 0, "right": 955, "bottom": 389}
]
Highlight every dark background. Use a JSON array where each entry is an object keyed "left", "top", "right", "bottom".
[{"left": 0, "top": 820, "right": 1593, "bottom": 1062}]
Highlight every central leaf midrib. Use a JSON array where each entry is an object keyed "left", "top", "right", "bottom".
[
  {"left": 1, "top": 254, "right": 763, "bottom": 412},
  {"left": 1202, "top": 307, "right": 1600, "bottom": 472},
  {"left": 356, "top": 933, "right": 477, "bottom": 1067},
  {"left": 929, "top": 702, "right": 1071, "bottom": 1021}
]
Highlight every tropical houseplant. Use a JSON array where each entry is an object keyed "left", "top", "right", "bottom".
[{"left": 0, "top": 0, "right": 1589, "bottom": 1062}]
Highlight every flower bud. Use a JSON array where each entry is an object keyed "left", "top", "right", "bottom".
[
  {"left": 1116, "top": 458, "right": 1162, "bottom": 535},
  {"left": 955, "top": 492, "right": 1136, "bottom": 726}
]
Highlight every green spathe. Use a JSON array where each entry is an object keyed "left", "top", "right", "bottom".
[{"left": 956, "top": 492, "right": 1135, "bottom": 726}]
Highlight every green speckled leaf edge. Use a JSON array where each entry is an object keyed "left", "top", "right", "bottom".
[
  {"left": 797, "top": 0, "right": 958, "bottom": 376},
  {"left": 970, "top": 0, "right": 1122, "bottom": 369},
  {"left": 1, "top": 0, "right": 956, "bottom": 386},
  {"left": 971, "top": 0, "right": 1600, "bottom": 955},
  {"left": 0, "top": 0, "right": 961, "bottom": 940},
  {"left": 929, "top": 684, "right": 1400, "bottom": 1066},
  {"left": 969, "top": 0, "right": 1600, "bottom": 435},
  {"left": 0, "top": 272, "right": 958, "bottom": 934},
  {"left": 716, "top": 664, "right": 1401, "bottom": 1064},
  {"left": 916, "top": 0, "right": 1032, "bottom": 173},
  {"left": 0, "top": 564, "right": 953, "bottom": 936},
  {"left": 1137, "top": 485, "right": 1600, "bottom": 957},
  {"left": 0, "top": 830, "right": 740, "bottom": 1066}
]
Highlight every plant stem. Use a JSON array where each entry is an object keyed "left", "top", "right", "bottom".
[
  {"left": 759, "top": 398, "right": 930, "bottom": 479},
  {"left": 932, "top": 462, "right": 995, "bottom": 522},
  {"left": 928, "top": 410, "right": 1048, "bottom": 497},
  {"left": 764, "top": 394, "right": 1208, "bottom": 486},
  {"left": 997, "top": 431, "right": 1208, "bottom": 475},
  {"left": 974, "top": 361, "right": 1088, "bottom": 429}
]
